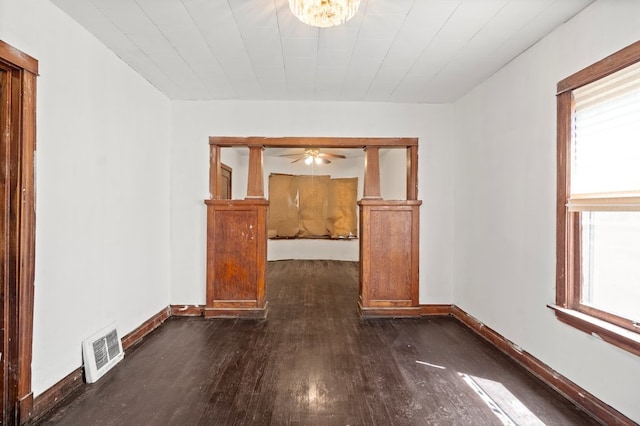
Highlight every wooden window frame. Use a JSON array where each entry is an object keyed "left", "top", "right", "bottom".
[{"left": 551, "top": 41, "right": 640, "bottom": 357}]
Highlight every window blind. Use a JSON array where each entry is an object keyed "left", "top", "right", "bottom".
[{"left": 569, "top": 60, "right": 640, "bottom": 211}]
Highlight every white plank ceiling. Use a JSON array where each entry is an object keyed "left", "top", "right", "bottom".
[{"left": 50, "top": 0, "right": 593, "bottom": 103}]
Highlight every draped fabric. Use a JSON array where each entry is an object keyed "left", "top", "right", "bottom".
[
  {"left": 297, "top": 175, "right": 330, "bottom": 237},
  {"left": 267, "top": 174, "right": 299, "bottom": 237},
  {"left": 268, "top": 174, "right": 358, "bottom": 238},
  {"left": 327, "top": 177, "right": 358, "bottom": 238}
]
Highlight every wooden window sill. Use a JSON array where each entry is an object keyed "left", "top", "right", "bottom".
[{"left": 548, "top": 305, "right": 640, "bottom": 357}]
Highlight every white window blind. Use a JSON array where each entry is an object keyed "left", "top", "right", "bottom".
[{"left": 569, "top": 60, "right": 640, "bottom": 211}]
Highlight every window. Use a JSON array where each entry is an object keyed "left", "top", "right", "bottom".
[{"left": 554, "top": 41, "right": 640, "bottom": 356}]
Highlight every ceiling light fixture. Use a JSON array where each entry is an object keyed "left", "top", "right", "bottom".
[
  {"left": 289, "top": 0, "right": 361, "bottom": 28},
  {"left": 303, "top": 150, "right": 324, "bottom": 165},
  {"left": 280, "top": 149, "right": 346, "bottom": 164}
]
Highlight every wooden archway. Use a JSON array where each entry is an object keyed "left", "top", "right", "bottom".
[{"left": 205, "top": 137, "right": 421, "bottom": 318}]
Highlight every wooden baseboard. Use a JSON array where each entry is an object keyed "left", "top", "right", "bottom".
[
  {"left": 204, "top": 303, "right": 269, "bottom": 319},
  {"left": 121, "top": 306, "right": 171, "bottom": 350},
  {"left": 418, "top": 304, "right": 453, "bottom": 316},
  {"left": 450, "top": 305, "right": 634, "bottom": 426},
  {"left": 18, "top": 392, "right": 33, "bottom": 424},
  {"left": 31, "top": 367, "right": 83, "bottom": 422},
  {"left": 358, "top": 302, "right": 422, "bottom": 318},
  {"left": 170, "top": 304, "right": 205, "bottom": 317}
]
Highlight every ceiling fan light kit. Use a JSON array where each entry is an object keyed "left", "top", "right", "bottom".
[
  {"left": 280, "top": 149, "right": 346, "bottom": 165},
  {"left": 304, "top": 156, "right": 323, "bottom": 165},
  {"left": 288, "top": 0, "right": 361, "bottom": 28}
]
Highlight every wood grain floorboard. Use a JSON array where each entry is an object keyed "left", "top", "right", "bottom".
[{"left": 33, "top": 260, "right": 600, "bottom": 425}]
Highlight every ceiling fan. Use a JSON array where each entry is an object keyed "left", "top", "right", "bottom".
[{"left": 279, "top": 149, "right": 346, "bottom": 165}]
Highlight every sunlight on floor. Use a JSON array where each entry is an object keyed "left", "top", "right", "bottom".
[
  {"left": 459, "top": 373, "right": 545, "bottom": 426},
  {"left": 416, "top": 359, "right": 545, "bottom": 426}
]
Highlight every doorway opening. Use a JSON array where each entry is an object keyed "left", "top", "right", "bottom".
[{"left": 204, "top": 137, "right": 421, "bottom": 319}]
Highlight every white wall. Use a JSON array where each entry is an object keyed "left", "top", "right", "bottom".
[
  {"left": 452, "top": 0, "right": 640, "bottom": 422},
  {"left": 1, "top": 0, "right": 172, "bottom": 396},
  {"left": 170, "top": 101, "right": 455, "bottom": 305}
]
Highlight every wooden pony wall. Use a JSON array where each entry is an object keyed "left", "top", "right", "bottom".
[{"left": 205, "top": 137, "right": 421, "bottom": 319}]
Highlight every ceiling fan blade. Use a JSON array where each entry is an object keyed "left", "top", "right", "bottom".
[
  {"left": 322, "top": 158, "right": 331, "bottom": 164},
  {"left": 279, "top": 153, "right": 305, "bottom": 157},
  {"left": 291, "top": 157, "right": 303, "bottom": 163},
  {"left": 317, "top": 152, "right": 346, "bottom": 159}
]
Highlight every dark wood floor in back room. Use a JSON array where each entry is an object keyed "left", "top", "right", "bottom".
[{"left": 34, "top": 260, "right": 598, "bottom": 426}]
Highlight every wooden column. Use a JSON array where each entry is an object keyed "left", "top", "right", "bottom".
[
  {"left": 246, "top": 145, "right": 264, "bottom": 199},
  {"left": 209, "top": 144, "right": 221, "bottom": 199},
  {"left": 205, "top": 144, "right": 268, "bottom": 319},
  {"left": 406, "top": 145, "right": 418, "bottom": 200},
  {"left": 359, "top": 144, "right": 421, "bottom": 317},
  {"left": 204, "top": 199, "right": 269, "bottom": 319},
  {"left": 363, "top": 146, "right": 381, "bottom": 199}
]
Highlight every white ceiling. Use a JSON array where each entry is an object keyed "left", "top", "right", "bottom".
[{"left": 51, "top": 0, "right": 593, "bottom": 103}]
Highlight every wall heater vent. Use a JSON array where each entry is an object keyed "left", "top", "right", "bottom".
[{"left": 82, "top": 324, "right": 124, "bottom": 383}]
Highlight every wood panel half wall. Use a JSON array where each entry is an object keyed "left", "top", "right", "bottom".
[
  {"left": 358, "top": 200, "right": 422, "bottom": 317},
  {"left": 204, "top": 199, "right": 269, "bottom": 319}
]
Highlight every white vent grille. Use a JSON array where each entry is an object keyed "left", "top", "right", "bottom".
[{"left": 82, "top": 324, "right": 124, "bottom": 383}]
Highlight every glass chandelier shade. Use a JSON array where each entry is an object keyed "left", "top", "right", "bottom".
[{"left": 289, "top": 0, "right": 361, "bottom": 28}]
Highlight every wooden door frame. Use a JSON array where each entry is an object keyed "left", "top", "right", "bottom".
[
  {"left": 0, "top": 40, "right": 37, "bottom": 425},
  {"left": 220, "top": 163, "right": 232, "bottom": 199}
]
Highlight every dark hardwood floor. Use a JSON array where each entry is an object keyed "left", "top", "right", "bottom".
[{"left": 34, "top": 260, "right": 598, "bottom": 425}]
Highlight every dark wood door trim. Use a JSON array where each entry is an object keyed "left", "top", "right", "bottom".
[
  {"left": 220, "top": 163, "right": 232, "bottom": 200},
  {"left": 0, "top": 42, "right": 38, "bottom": 76},
  {"left": 0, "top": 40, "right": 37, "bottom": 425}
]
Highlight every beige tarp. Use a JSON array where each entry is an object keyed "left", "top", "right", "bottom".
[
  {"left": 268, "top": 173, "right": 358, "bottom": 239},
  {"left": 267, "top": 174, "right": 299, "bottom": 237},
  {"left": 297, "top": 175, "right": 330, "bottom": 237},
  {"left": 327, "top": 177, "right": 358, "bottom": 238}
]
